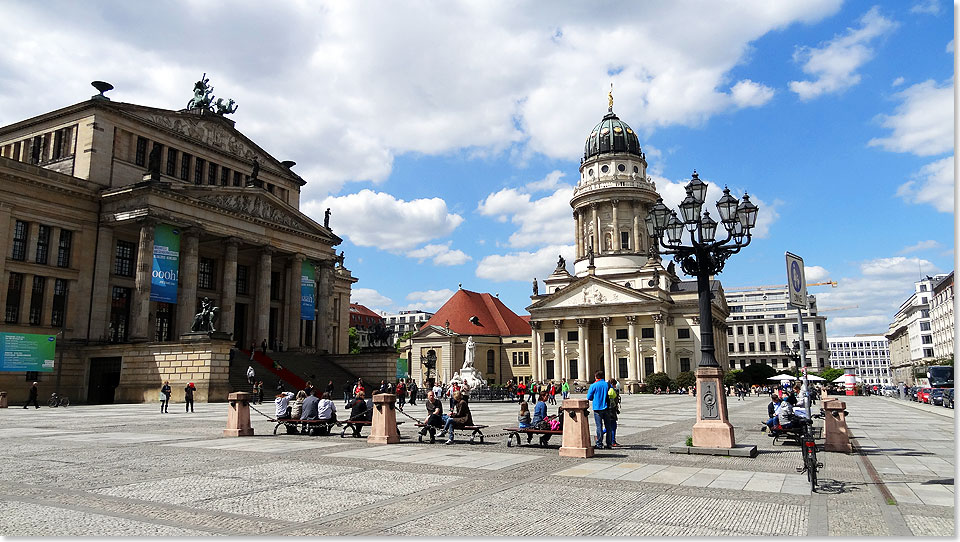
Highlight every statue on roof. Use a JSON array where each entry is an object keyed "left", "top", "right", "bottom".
[
  {"left": 336, "top": 251, "right": 345, "bottom": 267},
  {"left": 214, "top": 97, "right": 238, "bottom": 115},
  {"left": 532, "top": 278, "right": 538, "bottom": 296},
  {"left": 556, "top": 254, "right": 566, "bottom": 271},
  {"left": 250, "top": 157, "right": 260, "bottom": 182},
  {"left": 146, "top": 144, "right": 161, "bottom": 175},
  {"left": 187, "top": 73, "right": 215, "bottom": 110},
  {"left": 587, "top": 245, "right": 595, "bottom": 267},
  {"left": 324, "top": 208, "right": 331, "bottom": 229},
  {"left": 608, "top": 82, "right": 614, "bottom": 111}
]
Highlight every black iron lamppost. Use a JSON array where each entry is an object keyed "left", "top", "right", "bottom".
[
  {"left": 646, "top": 171, "right": 758, "bottom": 448},
  {"left": 786, "top": 339, "right": 806, "bottom": 371}
]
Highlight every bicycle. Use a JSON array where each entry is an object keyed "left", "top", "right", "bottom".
[
  {"left": 796, "top": 416, "right": 822, "bottom": 492},
  {"left": 48, "top": 393, "right": 70, "bottom": 408}
]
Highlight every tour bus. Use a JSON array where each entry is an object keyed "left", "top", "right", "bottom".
[{"left": 914, "top": 365, "right": 954, "bottom": 388}]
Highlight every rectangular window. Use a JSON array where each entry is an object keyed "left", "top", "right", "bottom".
[
  {"left": 52, "top": 127, "right": 67, "bottom": 160},
  {"left": 135, "top": 136, "right": 148, "bottom": 166},
  {"left": 114, "top": 240, "right": 136, "bottom": 277},
  {"left": 56, "top": 230, "right": 72, "bottom": 268},
  {"left": 759, "top": 342, "right": 766, "bottom": 352},
  {"left": 815, "top": 323, "right": 821, "bottom": 332},
  {"left": 51, "top": 278, "right": 67, "bottom": 327},
  {"left": 615, "top": 328, "right": 628, "bottom": 340},
  {"left": 543, "top": 332, "right": 555, "bottom": 342},
  {"left": 208, "top": 162, "right": 218, "bottom": 186},
  {"left": 923, "top": 348, "right": 934, "bottom": 357},
  {"left": 737, "top": 326, "right": 743, "bottom": 334},
  {"left": 768, "top": 325, "right": 775, "bottom": 333},
  {"left": 12, "top": 220, "right": 28, "bottom": 261},
  {"left": 644, "top": 357, "right": 655, "bottom": 375},
  {"left": 728, "top": 343, "right": 734, "bottom": 352},
  {"left": 198, "top": 257, "right": 216, "bottom": 290},
  {"left": 180, "top": 153, "right": 192, "bottom": 181},
  {"left": 641, "top": 327, "right": 654, "bottom": 339},
  {"left": 738, "top": 344, "right": 745, "bottom": 352},
  {"left": 747, "top": 325, "right": 754, "bottom": 335},
  {"left": 680, "top": 357, "right": 691, "bottom": 372},
  {"left": 154, "top": 302, "right": 174, "bottom": 341},
  {"left": 921, "top": 335, "right": 932, "bottom": 344},
  {"left": 567, "top": 330, "right": 578, "bottom": 341},
  {"left": 29, "top": 135, "right": 43, "bottom": 164},
  {"left": 618, "top": 358, "right": 628, "bottom": 379},
  {"left": 220, "top": 167, "right": 230, "bottom": 186},
  {"left": 920, "top": 321, "right": 931, "bottom": 331},
  {"left": 921, "top": 309, "right": 930, "bottom": 318},
  {"left": 12, "top": 141, "right": 21, "bottom": 161},
  {"left": 769, "top": 342, "right": 776, "bottom": 351},
  {"left": 817, "top": 341, "right": 823, "bottom": 350},
  {"left": 35, "top": 224, "right": 50, "bottom": 264},
  {"left": 803, "top": 324, "right": 809, "bottom": 333},
  {"left": 776, "top": 324, "right": 784, "bottom": 333},
  {"left": 620, "top": 231, "right": 629, "bottom": 250},
  {"left": 792, "top": 324, "right": 798, "bottom": 333},
  {"left": 271, "top": 272, "right": 282, "bottom": 300},
  {"left": 166, "top": 148, "right": 178, "bottom": 176},
  {"left": 803, "top": 341, "right": 810, "bottom": 350},
  {"left": 523, "top": 352, "right": 529, "bottom": 365},
  {"left": 5, "top": 272, "right": 23, "bottom": 323},
  {"left": 233, "top": 171, "right": 242, "bottom": 186},
  {"left": 29, "top": 276, "right": 45, "bottom": 325},
  {"left": 727, "top": 328, "right": 733, "bottom": 336},
  {"left": 512, "top": 351, "right": 518, "bottom": 366},
  {"left": 110, "top": 286, "right": 131, "bottom": 342},
  {"left": 757, "top": 325, "right": 764, "bottom": 334},
  {"left": 748, "top": 343, "right": 755, "bottom": 352},
  {"left": 267, "top": 183, "right": 275, "bottom": 194},
  {"left": 236, "top": 264, "right": 249, "bottom": 295},
  {"left": 678, "top": 328, "right": 691, "bottom": 339},
  {"left": 194, "top": 157, "right": 206, "bottom": 185}
]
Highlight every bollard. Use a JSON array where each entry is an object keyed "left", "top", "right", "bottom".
[
  {"left": 823, "top": 399, "right": 851, "bottom": 453},
  {"left": 223, "top": 391, "right": 254, "bottom": 437},
  {"left": 559, "top": 398, "right": 594, "bottom": 458},
  {"left": 368, "top": 393, "right": 400, "bottom": 444},
  {"left": 0, "top": 391, "right": 7, "bottom": 408}
]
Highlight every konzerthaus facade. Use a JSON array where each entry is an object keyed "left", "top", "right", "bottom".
[{"left": 0, "top": 82, "right": 354, "bottom": 404}]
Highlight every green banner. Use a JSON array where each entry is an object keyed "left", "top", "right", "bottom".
[
  {"left": 396, "top": 358, "right": 409, "bottom": 381},
  {"left": 0, "top": 332, "right": 56, "bottom": 372},
  {"left": 150, "top": 224, "right": 180, "bottom": 303},
  {"left": 301, "top": 261, "right": 315, "bottom": 321}
]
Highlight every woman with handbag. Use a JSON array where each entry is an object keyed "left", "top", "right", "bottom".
[{"left": 160, "top": 381, "right": 171, "bottom": 414}]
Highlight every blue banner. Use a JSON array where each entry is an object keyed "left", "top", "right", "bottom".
[
  {"left": 0, "top": 332, "right": 56, "bottom": 372},
  {"left": 300, "top": 261, "right": 315, "bottom": 320},
  {"left": 150, "top": 224, "right": 180, "bottom": 303}
]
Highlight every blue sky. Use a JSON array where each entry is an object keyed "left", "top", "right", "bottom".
[{"left": 2, "top": 1, "right": 954, "bottom": 336}]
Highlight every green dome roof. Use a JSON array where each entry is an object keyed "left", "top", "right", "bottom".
[{"left": 583, "top": 111, "right": 641, "bottom": 161}]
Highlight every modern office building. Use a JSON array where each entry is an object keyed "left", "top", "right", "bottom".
[
  {"left": 887, "top": 274, "right": 949, "bottom": 385},
  {"left": 828, "top": 334, "right": 891, "bottom": 386},
  {"left": 930, "top": 271, "right": 954, "bottom": 361},
  {"left": 382, "top": 309, "right": 434, "bottom": 345}
]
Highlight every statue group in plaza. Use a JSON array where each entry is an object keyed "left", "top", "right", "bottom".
[
  {"left": 449, "top": 336, "right": 486, "bottom": 390},
  {"left": 191, "top": 297, "right": 220, "bottom": 333},
  {"left": 187, "top": 73, "right": 238, "bottom": 116}
]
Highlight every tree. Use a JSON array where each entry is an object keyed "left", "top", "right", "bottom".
[
  {"left": 816, "top": 367, "right": 843, "bottom": 383},
  {"left": 395, "top": 330, "right": 415, "bottom": 352},
  {"left": 675, "top": 371, "right": 696, "bottom": 389},
  {"left": 724, "top": 369, "right": 743, "bottom": 386},
  {"left": 348, "top": 327, "right": 360, "bottom": 354},
  {"left": 646, "top": 372, "right": 672, "bottom": 391},
  {"left": 741, "top": 363, "right": 777, "bottom": 385}
]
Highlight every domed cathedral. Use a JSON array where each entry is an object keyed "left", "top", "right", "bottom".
[{"left": 526, "top": 92, "right": 730, "bottom": 391}]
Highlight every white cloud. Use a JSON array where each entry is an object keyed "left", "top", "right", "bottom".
[
  {"left": 650, "top": 172, "right": 781, "bottom": 239},
  {"left": 947, "top": 40, "right": 954, "bottom": 53},
  {"left": 351, "top": 287, "right": 393, "bottom": 308},
  {"left": 477, "top": 185, "right": 574, "bottom": 248},
  {"left": 868, "top": 79, "right": 953, "bottom": 156},
  {"left": 476, "top": 244, "right": 576, "bottom": 283},
  {"left": 891, "top": 76, "right": 905, "bottom": 87},
  {"left": 805, "top": 265, "right": 831, "bottom": 282},
  {"left": 399, "top": 289, "right": 456, "bottom": 313},
  {"left": 307, "top": 190, "right": 464, "bottom": 251},
  {"left": 525, "top": 170, "right": 566, "bottom": 192},
  {"left": 896, "top": 155, "right": 954, "bottom": 213},
  {"left": 730, "top": 79, "right": 775, "bottom": 108},
  {"left": 788, "top": 7, "right": 897, "bottom": 101},
  {"left": 0, "top": 1, "right": 844, "bottom": 196},
  {"left": 816, "top": 256, "right": 940, "bottom": 336},
  {"left": 407, "top": 242, "right": 472, "bottom": 266},
  {"left": 898, "top": 240, "right": 942, "bottom": 254},
  {"left": 910, "top": 0, "right": 941, "bottom": 15}
]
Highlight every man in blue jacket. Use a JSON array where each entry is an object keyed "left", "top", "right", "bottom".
[{"left": 587, "top": 370, "right": 611, "bottom": 449}]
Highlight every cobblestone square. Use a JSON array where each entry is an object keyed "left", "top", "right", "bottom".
[{"left": 0, "top": 394, "right": 953, "bottom": 536}]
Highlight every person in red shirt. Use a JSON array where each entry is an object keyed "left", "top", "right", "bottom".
[
  {"left": 548, "top": 382, "right": 557, "bottom": 405},
  {"left": 517, "top": 381, "right": 527, "bottom": 403}
]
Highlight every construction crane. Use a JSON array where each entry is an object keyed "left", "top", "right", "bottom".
[{"left": 725, "top": 280, "right": 838, "bottom": 292}]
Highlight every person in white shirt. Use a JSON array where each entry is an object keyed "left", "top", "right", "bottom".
[
  {"left": 316, "top": 392, "right": 338, "bottom": 422},
  {"left": 778, "top": 394, "right": 797, "bottom": 429},
  {"left": 275, "top": 391, "right": 294, "bottom": 418}
]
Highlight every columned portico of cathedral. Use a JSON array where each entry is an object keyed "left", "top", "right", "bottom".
[{"left": 527, "top": 96, "right": 730, "bottom": 389}]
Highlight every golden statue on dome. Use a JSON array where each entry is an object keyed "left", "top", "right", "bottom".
[{"left": 608, "top": 82, "right": 614, "bottom": 111}]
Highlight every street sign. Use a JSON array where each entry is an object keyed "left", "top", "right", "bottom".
[{"left": 785, "top": 251, "right": 807, "bottom": 309}]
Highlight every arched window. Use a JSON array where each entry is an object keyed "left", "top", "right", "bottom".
[{"left": 486, "top": 349, "right": 495, "bottom": 375}]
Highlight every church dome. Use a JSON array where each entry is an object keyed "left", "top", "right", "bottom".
[{"left": 583, "top": 111, "right": 642, "bottom": 161}]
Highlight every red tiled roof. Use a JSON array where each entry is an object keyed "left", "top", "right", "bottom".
[
  {"left": 421, "top": 289, "right": 531, "bottom": 336},
  {"left": 519, "top": 315, "right": 531, "bottom": 323},
  {"left": 349, "top": 303, "right": 382, "bottom": 319}
]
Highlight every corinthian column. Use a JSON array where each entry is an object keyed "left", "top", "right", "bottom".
[
  {"left": 574, "top": 211, "right": 583, "bottom": 259},
  {"left": 129, "top": 219, "right": 155, "bottom": 341},
  {"left": 530, "top": 321, "right": 541, "bottom": 382},
  {"left": 576, "top": 318, "right": 587, "bottom": 383},
  {"left": 254, "top": 247, "right": 273, "bottom": 347},
  {"left": 626, "top": 315, "right": 638, "bottom": 385},
  {"left": 601, "top": 317, "right": 611, "bottom": 377},
  {"left": 286, "top": 253, "right": 305, "bottom": 350},
  {"left": 592, "top": 204, "right": 601, "bottom": 255},
  {"left": 654, "top": 313, "right": 666, "bottom": 373},
  {"left": 219, "top": 237, "right": 240, "bottom": 338},
  {"left": 611, "top": 199, "right": 620, "bottom": 252},
  {"left": 176, "top": 230, "right": 199, "bottom": 336}
]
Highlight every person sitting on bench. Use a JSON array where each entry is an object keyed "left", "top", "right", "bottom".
[
  {"left": 316, "top": 392, "right": 338, "bottom": 424},
  {"left": 763, "top": 394, "right": 782, "bottom": 431},
  {"left": 275, "top": 391, "right": 294, "bottom": 419},
  {"left": 346, "top": 390, "right": 368, "bottom": 437},
  {"left": 777, "top": 393, "right": 797, "bottom": 430},
  {"left": 441, "top": 391, "right": 472, "bottom": 445},
  {"left": 300, "top": 389, "right": 321, "bottom": 432},
  {"left": 291, "top": 390, "right": 307, "bottom": 420},
  {"left": 517, "top": 401, "right": 531, "bottom": 429},
  {"left": 421, "top": 390, "right": 444, "bottom": 437}
]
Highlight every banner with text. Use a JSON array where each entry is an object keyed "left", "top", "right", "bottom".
[
  {"left": 300, "top": 261, "right": 315, "bottom": 321},
  {"left": 150, "top": 224, "right": 180, "bottom": 303},
  {"left": 0, "top": 332, "right": 56, "bottom": 372}
]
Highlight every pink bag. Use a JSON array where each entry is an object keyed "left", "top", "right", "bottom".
[{"left": 548, "top": 418, "right": 560, "bottom": 431}]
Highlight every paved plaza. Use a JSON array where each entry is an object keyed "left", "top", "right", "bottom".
[{"left": 0, "top": 393, "right": 953, "bottom": 536}]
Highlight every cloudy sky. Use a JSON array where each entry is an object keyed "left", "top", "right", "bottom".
[{"left": 3, "top": 1, "right": 953, "bottom": 336}]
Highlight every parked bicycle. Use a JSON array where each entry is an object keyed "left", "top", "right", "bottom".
[
  {"left": 796, "top": 414, "right": 822, "bottom": 492},
  {"left": 48, "top": 393, "right": 69, "bottom": 408}
]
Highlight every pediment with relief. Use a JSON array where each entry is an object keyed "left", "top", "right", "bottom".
[
  {"left": 195, "top": 193, "right": 318, "bottom": 233},
  {"left": 140, "top": 112, "right": 265, "bottom": 164},
  {"left": 532, "top": 277, "right": 660, "bottom": 310}
]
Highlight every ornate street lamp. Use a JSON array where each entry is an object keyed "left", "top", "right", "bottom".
[{"left": 646, "top": 171, "right": 758, "bottom": 449}]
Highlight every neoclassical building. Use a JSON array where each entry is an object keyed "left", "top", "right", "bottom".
[
  {"left": 0, "top": 81, "right": 355, "bottom": 403},
  {"left": 526, "top": 100, "right": 730, "bottom": 389}
]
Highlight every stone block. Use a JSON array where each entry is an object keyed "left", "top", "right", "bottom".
[{"left": 559, "top": 399, "right": 594, "bottom": 458}]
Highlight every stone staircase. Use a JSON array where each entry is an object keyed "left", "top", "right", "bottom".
[{"left": 227, "top": 349, "right": 358, "bottom": 398}]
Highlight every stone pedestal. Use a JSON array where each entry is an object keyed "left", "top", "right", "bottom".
[
  {"left": 692, "top": 367, "right": 735, "bottom": 448},
  {"left": 223, "top": 392, "right": 254, "bottom": 437},
  {"left": 823, "top": 399, "right": 852, "bottom": 453},
  {"left": 368, "top": 393, "right": 400, "bottom": 444},
  {"left": 0, "top": 391, "right": 7, "bottom": 408},
  {"left": 559, "top": 398, "right": 594, "bottom": 458}
]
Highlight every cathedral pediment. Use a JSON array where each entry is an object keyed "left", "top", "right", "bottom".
[{"left": 529, "top": 276, "right": 661, "bottom": 311}]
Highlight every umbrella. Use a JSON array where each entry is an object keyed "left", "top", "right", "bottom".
[
  {"left": 768, "top": 374, "right": 797, "bottom": 381},
  {"left": 804, "top": 375, "right": 826, "bottom": 381},
  {"left": 831, "top": 376, "right": 846, "bottom": 383}
]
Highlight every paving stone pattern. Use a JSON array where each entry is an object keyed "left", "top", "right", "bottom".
[{"left": 0, "top": 394, "right": 953, "bottom": 536}]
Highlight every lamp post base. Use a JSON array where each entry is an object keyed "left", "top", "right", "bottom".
[{"left": 692, "top": 366, "right": 736, "bottom": 448}]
